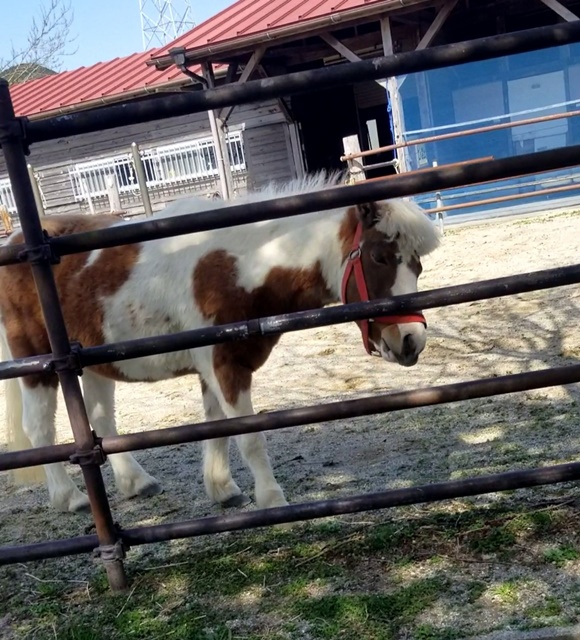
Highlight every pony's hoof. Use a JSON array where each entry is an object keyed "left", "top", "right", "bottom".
[
  {"left": 221, "top": 493, "right": 251, "bottom": 508},
  {"left": 135, "top": 479, "right": 164, "bottom": 498},
  {"left": 256, "top": 489, "right": 288, "bottom": 510},
  {"left": 69, "top": 493, "right": 91, "bottom": 514}
]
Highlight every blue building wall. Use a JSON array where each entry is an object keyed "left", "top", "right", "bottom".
[{"left": 397, "top": 42, "right": 580, "bottom": 217}]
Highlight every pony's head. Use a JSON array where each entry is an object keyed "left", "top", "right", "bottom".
[{"left": 341, "top": 198, "right": 440, "bottom": 367}]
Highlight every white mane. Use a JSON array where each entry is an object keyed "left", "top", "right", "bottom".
[
  {"left": 376, "top": 198, "right": 441, "bottom": 257},
  {"left": 157, "top": 171, "right": 344, "bottom": 219},
  {"left": 157, "top": 172, "right": 439, "bottom": 257}
]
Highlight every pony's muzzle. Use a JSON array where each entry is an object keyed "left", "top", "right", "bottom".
[{"left": 379, "top": 322, "right": 427, "bottom": 367}]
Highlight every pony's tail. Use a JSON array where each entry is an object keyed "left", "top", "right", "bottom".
[{"left": 1, "top": 327, "right": 45, "bottom": 485}]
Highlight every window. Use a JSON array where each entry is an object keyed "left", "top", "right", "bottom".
[
  {"left": 0, "top": 178, "right": 16, "bottom": 214},
  {"left": 68, "top": 131, "right": 246, "bottom": 200}
]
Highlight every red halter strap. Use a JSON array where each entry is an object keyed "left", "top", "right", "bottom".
[{"left": 340, "top": 222, "right": 426, "bottom": 355}]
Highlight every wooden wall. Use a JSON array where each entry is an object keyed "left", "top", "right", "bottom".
[{"left": 0, "top": 99, "right": 298, "bottom": 217}]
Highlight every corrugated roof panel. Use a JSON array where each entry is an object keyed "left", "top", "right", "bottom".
[
  {"left": 9, "top": 49, "right": 188, "bottom": 117},
  {"left": 153, "top": 0, "right": 383, "bottom": 58}
]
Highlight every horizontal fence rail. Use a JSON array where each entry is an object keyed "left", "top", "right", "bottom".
[
  {"left": 4, "top": 458, "right": 580, "bottom": 565},
  {"left": 24, "top": 21, "right": 580, "bottom": 143},
  {"left": 2, "top": 361, "right": 580, "bottom": 473},
  {"left": 0, "top": 262, "right": 578, "bottom": 381},
  {"left": 1, "top": 143, "right": 580, "bottom": 267}
]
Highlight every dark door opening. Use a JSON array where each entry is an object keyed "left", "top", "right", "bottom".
[
  {"left": 357, "top": 103, "right": 396, "bottom": 180},
  {"left": 291, "top": 85, "right": 359, "bottom": 174}
]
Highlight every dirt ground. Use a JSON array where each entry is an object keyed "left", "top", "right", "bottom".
[{"left": 1, "top": 208, "right": 580, "bottom": 638}]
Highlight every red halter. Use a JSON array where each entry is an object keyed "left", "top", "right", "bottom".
[{"left": 340, "top": 223, "right": 427, "bottom": 356}]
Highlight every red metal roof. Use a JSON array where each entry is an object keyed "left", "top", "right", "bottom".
[
  {"left": 151, "top": 0, "right": 409, "bottom": 66},
  {"left": 9, "top": 48, "right": 189, "bottom": 119},
  {"left": 9, "top": 0, "right": 406, "bottom": 118}
]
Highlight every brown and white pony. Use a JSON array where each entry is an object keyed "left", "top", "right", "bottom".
[{"left": 0, "top": 173, "right": 440, "bottom": 513}]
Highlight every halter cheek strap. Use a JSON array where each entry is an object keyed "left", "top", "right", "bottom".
[{"left": 340, "top": 222, "right": 426, "bottom": 356}]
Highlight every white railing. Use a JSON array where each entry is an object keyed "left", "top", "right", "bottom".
[
  {"left": 0, "top": 178, "right": 16, "bottom": 214},
  {"left": 68, "top": 131, "right": 246, "bottom": 201}
]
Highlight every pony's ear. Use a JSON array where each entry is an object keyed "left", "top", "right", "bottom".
[{"left": 356, "top": 202, "right": 382, "bottom": 229}]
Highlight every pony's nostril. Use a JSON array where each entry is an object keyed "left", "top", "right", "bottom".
[{"left": 402, "top": 333, "right": 415, "bottom": 356}]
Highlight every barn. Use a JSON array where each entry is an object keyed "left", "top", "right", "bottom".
[{"left": 1, "top": 0, "right": 580, "bottom": 222}]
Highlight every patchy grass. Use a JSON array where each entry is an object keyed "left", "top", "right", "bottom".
[{"left": 3, "top": 500, "right": 580, "bottom": 639}]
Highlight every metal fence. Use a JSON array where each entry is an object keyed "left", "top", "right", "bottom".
[{"left": 1, "top": 20, "right": 580, "bottom": 593}]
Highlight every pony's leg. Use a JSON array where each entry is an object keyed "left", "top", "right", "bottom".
[
  {"left": 201, "top": 382, "right": 250, "bottom": 508},
  {"left": 20, "top": 381, "right": 90, "bottom": 513},
  {"left": 82, "top": 371, "right": 162, "bottom": 498},
  {"left": 206, "top": 365, "right": 287, "bottom": 509}
]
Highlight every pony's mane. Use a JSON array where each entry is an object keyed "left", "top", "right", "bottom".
[
  {"left": 156, "top": 172, "right": 439, "bottom": 257},
  {"left": 156, "top": 171, "right": 344, "bottom": 219},
  {"left": 377, "top": 198, "right": 440, "bottom": 257}
]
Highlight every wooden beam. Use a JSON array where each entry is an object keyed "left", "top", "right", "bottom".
[
  {"left": 538, "top": 0, "right": 579, "bottom": 21},
  {"left": 415, "top": 0, "right": 460, "bottom": 51},
  {"left": 320, "top": 32, "right": 362, "bottom": 63},
  {"left": 220, "top": 46, "right": 267, "bottom": 121},
  {"left": 257, "top": 65, "right": 293, "bottom": 123},
  {"left": 320, "top": 32, "right": 386, "bottom": 88}
]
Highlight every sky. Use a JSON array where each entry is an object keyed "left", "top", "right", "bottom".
[{"left": 0, "top": 0, "right": 236, "bottom": 71}]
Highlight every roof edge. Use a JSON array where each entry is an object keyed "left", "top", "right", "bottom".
[
  {"left": 19, "top": 78, "right": 188, "bottom": 121},
  {"left": 149, "top": 0, "right": 432, "bottom": 70}
]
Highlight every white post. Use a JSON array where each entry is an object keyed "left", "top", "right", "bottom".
[
  {"left": 342, "top": 135, "right": 365, "bottom": 183},
  {"left": 81, "top": 178, "right": 95, "bottom": 214},
  {"left": 105, "top": 175, "right": 122, "bottom": 213},
  {"left": 27, "top": 164, "right": 45, "bottom": 216}
]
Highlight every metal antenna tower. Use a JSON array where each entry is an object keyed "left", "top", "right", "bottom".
[{"left": 139, "top": 0, "right": 195, "bottom": 50}]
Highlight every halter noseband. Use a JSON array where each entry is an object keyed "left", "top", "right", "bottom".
[{"left": 340, "top": 222, "right": 426, "bottom": 356}]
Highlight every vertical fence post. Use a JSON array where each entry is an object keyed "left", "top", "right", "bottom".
[
  {"left": 131, "top": 142, "right": 153, "bottom": 217},
  {"left": 0, "top": 79, "right": 128, "bottom": 592},
  {"left": 26, "top": 164, "right": 45, "bottom": 216}
]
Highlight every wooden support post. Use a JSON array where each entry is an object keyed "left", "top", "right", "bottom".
[
  {"left": 380, "top": 16, "right": 409, "bottom": 173},
  {"left": 131, "top": 142, "right": 153, "bottom": 217},
  {"left": 203, "top": 62, "right": 234, "bottom": 200},
  {"left": 27, "top": 164, "right": 45, "bottom": 216}
]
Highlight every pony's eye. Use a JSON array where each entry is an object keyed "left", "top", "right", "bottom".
[
  {"left": 396, "top": 255, "right": 403, "bottom": 265},
  {"left": 371, "top": 251, "right": 389, "bottom": 265}
]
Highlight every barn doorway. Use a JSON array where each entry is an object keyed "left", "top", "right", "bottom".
[
  {"left": 291, "top": 81, "right": 395, "bottom": 178},
  {"left": 291, "top": 85, "right": 359, "bottom": 174}
]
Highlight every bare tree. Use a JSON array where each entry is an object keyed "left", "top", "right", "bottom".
[{"left": 0, "top": 0, "right": 76, "bottom": 85}]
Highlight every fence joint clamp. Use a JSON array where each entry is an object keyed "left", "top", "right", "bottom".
[
  {"left": 93, "top": 539, "right": 127, "bottom": 563},
  {"left": 50, "top": 341, "right": 84, "bottom": 376},
  {"left": 70, "top": 443, "right": 107, "bottom": 467},
  {"left": 18, "top": 233, "right": 60, "bottom": 265}
]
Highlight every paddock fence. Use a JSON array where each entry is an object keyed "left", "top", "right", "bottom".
[{"left": 1, "top": 20, "right": 580, "bottom": 592}]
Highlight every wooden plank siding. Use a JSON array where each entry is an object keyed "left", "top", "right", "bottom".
[
  {"left": 244, "top": 122, "right": 299, "bottom": 190},
  {"left": 0, "top": 99, "right": 296, "bottom": 217}
]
